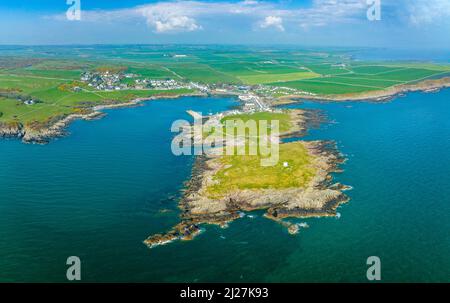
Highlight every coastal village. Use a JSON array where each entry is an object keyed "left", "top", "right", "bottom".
[
  {"left": 79, "top": 71, "right": 187, "bottom": 91},
  {"left": 78, "top": 69, "right": 275, "bottom": 114}
]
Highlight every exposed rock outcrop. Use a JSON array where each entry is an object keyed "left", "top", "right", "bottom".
[
  {"left": 0, "top": 121, "right": 24, "bottom": 138},
  {"left": 144, "top": 137, "right": 349, "bottom": 249}
]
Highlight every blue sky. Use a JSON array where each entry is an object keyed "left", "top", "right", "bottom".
[{"left": 0, "top": 0, "right": 449, "bottom": 48}]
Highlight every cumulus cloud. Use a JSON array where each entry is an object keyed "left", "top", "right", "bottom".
[
  {"left": 134, "top": 0, "right": 368, "bottom": 32},
  {"left": 259, "top": 16, "right": 285, "bottom": 32},
  {"left": 405, "top": 0, "right": 450, "bottom": 25},
  {"left": 136, "top": 0, "right": 262, "bottom": 33},
  {"left": 139, "top": 4, "right": 202, "bottom": 33},
  {"left": 48, "top": 0, "right": 450, "bottom": 34},
  {"left": 155, "top": 16, "right": 201, "bottom": 33}
]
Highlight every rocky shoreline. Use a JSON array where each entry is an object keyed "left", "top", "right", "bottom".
[
  {"left": 281, "top": 108, "right": 326, "bottom": 139},
  {"left": 0, "top": 92, "right": 204, "bottom": 144},
  {"left": 1, "top": 77, "right": 449, "bottom": 144},
  {"left": 276, "top": 77, "right": 450, "bottom": 104},
  {"left": 144, "top": 109, "right": 349, "bottom": 248},
  {"left": 0, "top": 112, "right": 108, "bottom": 144},
  {"left": 0, "top": 121, "right": 24, "bottom": 138}
]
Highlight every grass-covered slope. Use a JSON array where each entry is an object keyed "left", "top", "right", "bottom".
[{"left": 207, "top": 141, "right": 316, "bottom": 198}]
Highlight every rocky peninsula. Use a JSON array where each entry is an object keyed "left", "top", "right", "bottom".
[
  {"left": 144, "top": 109, "right": 349, "bottom": 248},
  {"left": 276, "top": 77, "right": 450, "bottom": 104}
]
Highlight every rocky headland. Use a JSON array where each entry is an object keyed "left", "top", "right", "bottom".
[
  {"left": 276, "top": 77, "right": 450, "bottom": 105},
  {"left": 0, "top": 92, "right": 204, "bottom": 144},
  {"left": 144, "top": 109, "right": 349, "bottom": 248}
]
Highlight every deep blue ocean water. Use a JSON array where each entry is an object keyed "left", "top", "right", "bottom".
[{"left": 0, "top": 92, "right": 449, "bottom": 282}]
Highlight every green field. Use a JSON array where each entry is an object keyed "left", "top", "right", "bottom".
[
  {"left": 268, "top": 79, "right": 381, "bottom": 94},
  {"left": 0, "top": 45, "right": 449, "bottom": 126},
  {"left": 269, "top": 65, "right": 448, "bottom": 95},
  {"left": 238, "top": 72, "right": 319, "bottom": 85},
  {"left": 0, "top": 77, "right": 193, "bottom": 125},
  {"left": 207, "top": 141, "right": 316, "bottom": 198},
  {"left": 168, "top": 64, "right": 240, "bottom": 83},
  {"left": 221, "top": 111, "right": 293, "bottom": 134}
]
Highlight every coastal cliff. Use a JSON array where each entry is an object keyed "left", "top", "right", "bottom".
[
  {"left": 0, "top": 92, "right": 204, "bottom": 144},
  {"left": 0, "top": 112, "right": 104, "bottom": 144},
  {"left": 0, "top": 121, "right": 24, "bottom": 138}
]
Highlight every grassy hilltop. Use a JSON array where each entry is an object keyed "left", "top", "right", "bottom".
[{"left": 207, "top": 141, "right": 316, "bottom": 199}]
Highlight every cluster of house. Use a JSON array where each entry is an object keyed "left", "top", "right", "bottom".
[
  {"left": 77, "top": 69, "right": 316, "bottom": 106},
  {"left": 135, "top": 79, "right": 184, "bottom": 90},
  {"left": 80, "top": 71, "right": 128, "bottom": 91},
  {"left": 189, "top": 82, "right": 209, "bottom": 93},
  {"left": 238, "top": 93, "right": 269, "bottom": 112},
  {"left": 79, "top": 70, "right": 189, "bottom": 91},
  {"left": 256, "top": 85, "right": 317, "bottom": 97}
]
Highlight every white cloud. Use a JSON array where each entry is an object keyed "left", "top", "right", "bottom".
[
  {"left": 295, "top": 0, "right": 367, "bottom": 28},
  {"left": 136, "top": 0, "right": 262, "bottom": 33},
  {"left": 259, "top": 16, "right": 285, "bottom": 32},
  {"left": 53, "top": 0, "right": 449, "bottom": 34},
  {"left": 154, "top": 16, "right": 201, "bottom": 33},
  {"left": 134, "top": 0, "right": 369, "bottom": 32},
  {"left": 139, "top": 3, "right": 203, "bottom": 33},
  {"left": 405, "top": 0, "right": 450, "bottom": 25}
]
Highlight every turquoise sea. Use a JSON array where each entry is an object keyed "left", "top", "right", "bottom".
[{"left": 0, "top": 92, "right": 449, "bottom": 282}]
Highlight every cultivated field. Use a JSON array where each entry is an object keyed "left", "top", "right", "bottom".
[{"left": 1, "top": 45, "right": 449, "bottom": 126}]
